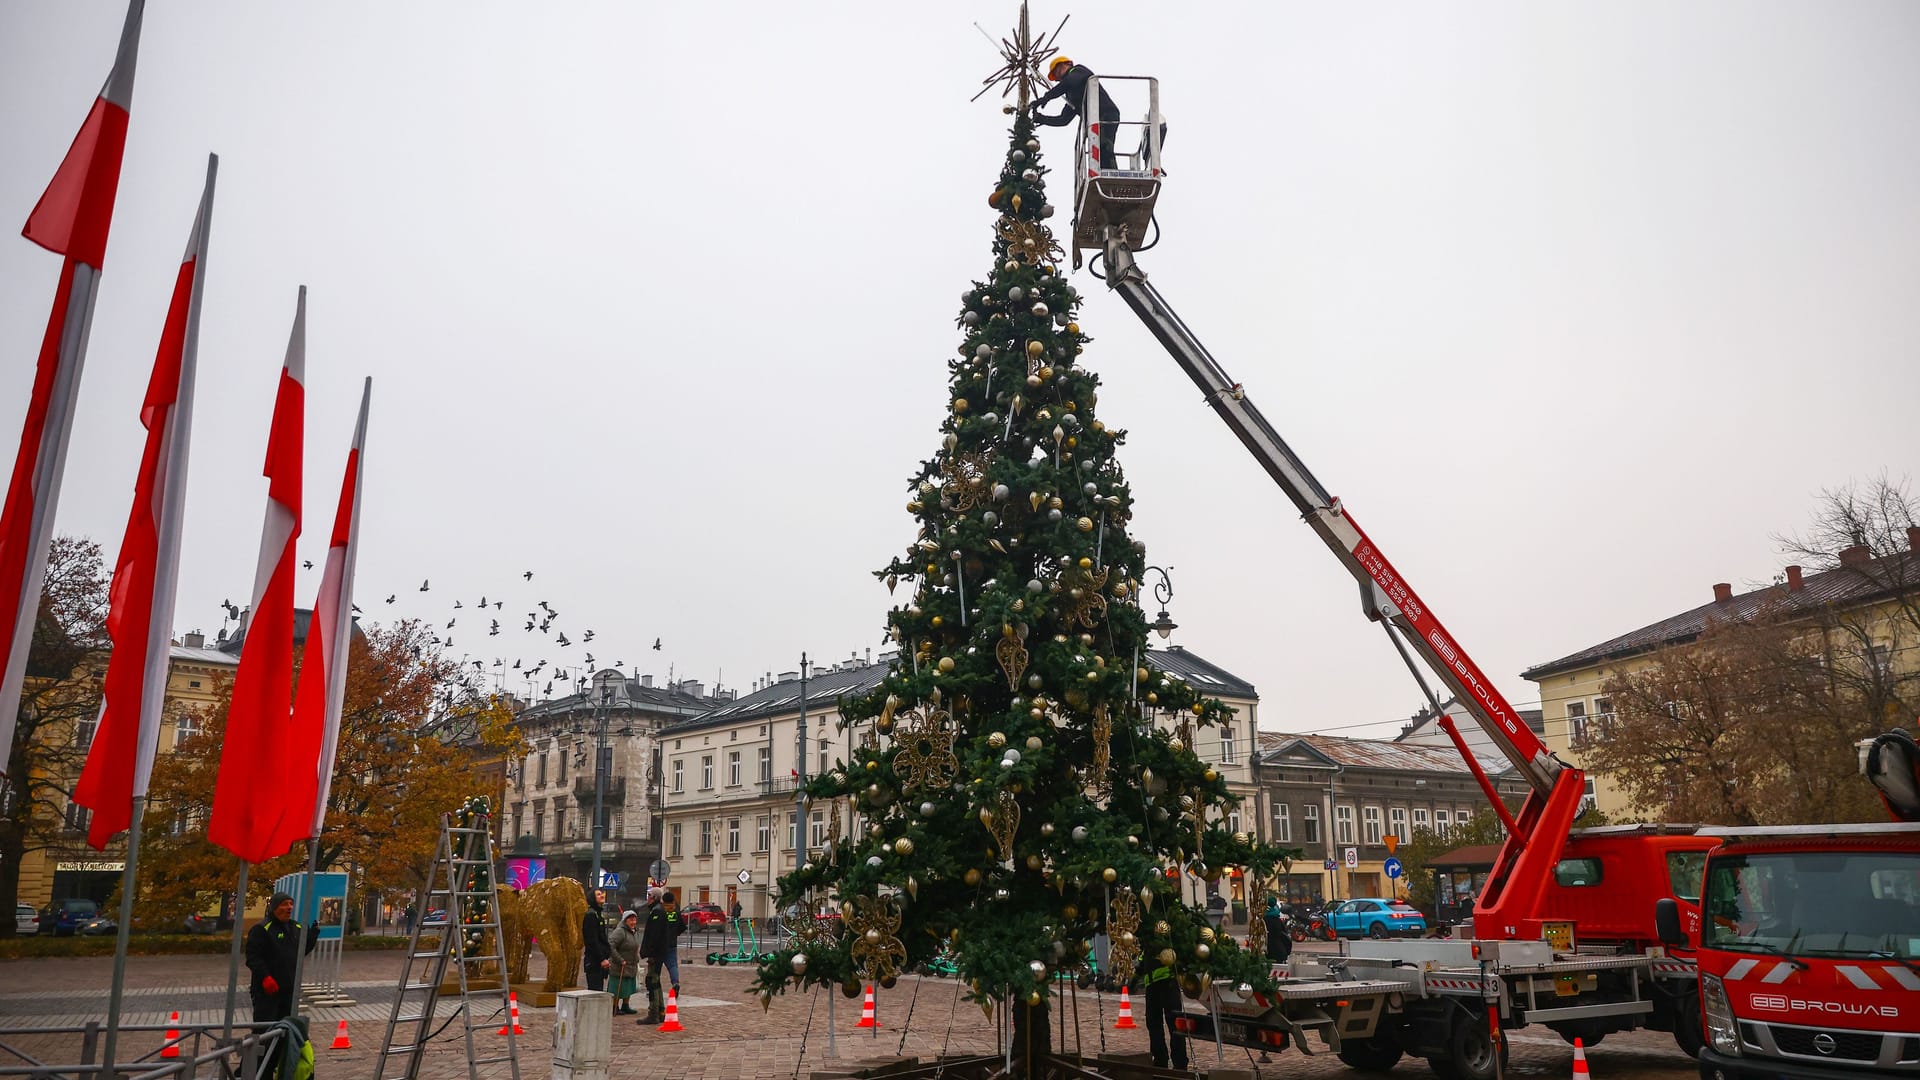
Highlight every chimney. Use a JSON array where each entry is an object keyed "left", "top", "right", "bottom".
[
  {"left": 680, "top": 680, "right": 704, "bottom": 698},
  {"left": 1909, "top": 525, "right": 1920, "bottom": 553},
  {"left": 1712, "top": 582, "right": 1734, "bottom": 603},
  {"left": 1784, "top": 565, "right": 1804, "bottom": 593},
  {"left": 1837, "top": 545, "right": 1872, "bottom": 569},
  {"left": 640, "top": 674, "right": 653, "bottom": 688},
  {"left": 777, "top": 670, "right": 798, "bottom": 684},
  {"left": 183, "top": 630, "right": 205, "bottom": 649}
]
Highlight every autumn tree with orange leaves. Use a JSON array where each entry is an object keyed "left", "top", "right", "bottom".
[{"left": 135, "top": 620, "right": 521, "bottom": 928}]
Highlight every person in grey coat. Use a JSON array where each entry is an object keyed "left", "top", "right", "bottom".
[{"left": 606, "top": 909, "right": 643, "bottom": 1015}]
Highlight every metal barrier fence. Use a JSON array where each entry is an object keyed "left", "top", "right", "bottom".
[{"left": 0, "top": 1019, "right": 290, "bottom": 1080}]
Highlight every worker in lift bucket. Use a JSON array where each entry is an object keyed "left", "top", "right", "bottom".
[{"left": 1032, "top": 56, "right": 1121, "bottom": 172}]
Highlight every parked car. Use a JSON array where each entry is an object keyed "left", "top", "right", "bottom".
[
  {"left": 15, "top": 903, "right": 38, "bottom": 936},
  {"left": 183, "top": 912, "right": 221, "bottom": 935},
  {"left": 683, "top": 902, "right": 727, "bottom": 929},
  {"left": 38, "top": 898, "right": 102, "bottom": 937},
  {"left": 77, "top": 913, "right": 117, "bottom": 936},
  {"left": 1326, "top": 897, "right": 1427, "bottom": 939}
]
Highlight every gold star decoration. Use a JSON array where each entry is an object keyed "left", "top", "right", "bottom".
[
  {"left": 847, "top": 895, "right": 907, "bottom": 986},
  {"left": 972, "top": 3, "right": 1069, "bottom": 112},
  {"left": 1061, "top": 563, "right": 1111, "bottom": 629},
  {"left": 999, "top": 217, "right": 1064, "bottom": 273},
  {"left": 893, "top": 707, "right": 960, "bottom": 791}
]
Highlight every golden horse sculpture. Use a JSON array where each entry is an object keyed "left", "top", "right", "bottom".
[{"left": 494, "top": 877, "right": 588, "bottom": 991}]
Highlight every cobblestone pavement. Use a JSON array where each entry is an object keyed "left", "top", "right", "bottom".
[{"left": 0, "top": 944, "right": 1700, "bottom": 1080}]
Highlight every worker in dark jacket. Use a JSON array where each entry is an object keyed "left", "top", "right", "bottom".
[
  {"left": 582, "top": 887, "right": 614, "bottom": 992},
  {"left": 1032, "top": 56, "right": 1121, "bottom": 171},
  {"left": 246, "top": 892, "right": 318, "bottom": 1023},
  {"left": 1263, "top": 896, "right": 1293, "bottom": 963},
  {"left": 637, "top": 888, "right": 673, "bottom": 1024},
  {"left": 1141, "top": 956, "right": 1188, "bottom": 1070}
]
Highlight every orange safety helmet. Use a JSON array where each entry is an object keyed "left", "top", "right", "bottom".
[{"left": 1048, "top": 56, "right": 1073, "bottom": 81}]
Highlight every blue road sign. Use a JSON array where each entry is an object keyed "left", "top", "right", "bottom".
[
  {"left": 1383, "top": 857, "right": 1404, "bottom": 880},
  {"left": 1323, "top": 858, "right": 1338, "bottom": 871}
]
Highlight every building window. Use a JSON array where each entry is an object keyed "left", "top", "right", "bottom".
[
  {"left": 788, "top": 812, "right": 799, "bottom": 851},
  {"left": 73, "top": 712, "right": 99, "bottom": 749},
  {"left": 63, "top": 799, "right": 92, "bottom": 835},
  {"left": 699, "top": 820, "right": 713, "bottom": 856},
  {"left": 173, "top": 710, "right": 202, "bottom": 748},
  {"left": 1566, "top": 700, "right": 1588, "bottom": 744},
  {"left": 700, "top": 755, "right": 713, "bottom": 790},
  {"left": 537, "top": 753, "right": 548, "bottom": 787},
  {"left": 1303, "top": 804, "right": 1321, "bottom": 844},
  {"left": 1218, "top": 723, "right": 1235, "bottom": 764},
  {"left": 1227, "top": 808, "right": 1242, "bottom": 835},
  {"left": 818, "top": 741, "right": 829, "bottom": 776},
  {"left": 669, "top": 822, "right": 682, "bottom": 857},
  {"left": 1413, "top": 807, "right": 1430, "bottom": 832},
  {"left": 756, "top": 815, "right": 771, "bottom": 851},
  {"left": 1362, "top": 806, "right": 1382, "bottom": 845},
  {"left": 534, "top": 809, "right": 545, "bottom": 841},
  {"left": 758, "top": 747, "right": 772, "bottom": 784},
  {"left": 1434, "top": 809, "right": 1451, "bottom": 838},
  {"left": 1592, "top": 696, "right": 1613, "bottom": 736},
  {"left": 558, "top": 745, "right": 567, "bottom": 784},
  {"left": 1272, "top": 803, "right": 1291, "bottom": 843},
  {"left": 554, "top": 804, "right": 566, "bottom": 840},
  {"left": 1389, "top": 807, "right": 1409, "bottom": 842},
  {"left": 809, "top": 811, "right": 826, "bottom": 849},
  {"left": 727, "top": 750, "right": 741, "bottom": 787},
  {"left": 672, "top": 759, "right": 684, "bottom": 793},
  {"left": 726, "top": 818, "right": 740, "bottom": 854},
  {"left": 1335, "top": 805, "right": 1355, "bottom": 845},
  {"left": 516, "top": 762, "right": 526, "bottom": 791}
]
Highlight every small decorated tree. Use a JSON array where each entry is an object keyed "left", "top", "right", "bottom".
[{"left": 750, "top": 95, "right": 1294, "bottom": 1070}]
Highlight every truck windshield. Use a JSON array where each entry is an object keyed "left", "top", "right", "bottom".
[{"left": 1704, "top": 850, "right": 1920, "bottom": 959}]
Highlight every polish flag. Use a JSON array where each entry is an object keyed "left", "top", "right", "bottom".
[
  {"left": 71, "top": 157, "right": 217, "bottom": 849},
  {"left": 208, "top": 289, "right": 306, "bottom": 864},
  {"left": 0, "top": 2, "right": 145, "bottom": 779},
  {"left": 267, "top": 378, "right": 369, "bottom": 856}
]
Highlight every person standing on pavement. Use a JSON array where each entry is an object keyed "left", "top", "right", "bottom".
[
  {"left": 658, "top": 890, "right": 685, "bottom": 997},
  {"left": 246, "top": 893, "right": 318, "bottom": 1023},
  {"left": 607, "top": 909, "right": 643, "bottom": 1015},
  {"left": 637, "top": 887, "right": 673, "bottom": 1024},
  {"left": 1263, "top": 896, "right": 1293, "bottom": 964},
  {"left": 1140, "top": 959, "right": 1188, "bottom": 1071},
  {"left": 582, "top": 887, "right": 614, "bottom": 993}
]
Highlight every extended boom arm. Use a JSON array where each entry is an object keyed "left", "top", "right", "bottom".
[{"left": 1101, "top": 235, "right": 1585, "bottom": 937}]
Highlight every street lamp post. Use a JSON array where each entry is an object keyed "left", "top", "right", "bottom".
[{"left": 586, "top": 684, "right": 614, "bottom": 892}]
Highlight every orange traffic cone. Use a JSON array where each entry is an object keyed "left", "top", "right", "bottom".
[
  {"left": 1113, "top": 987, "right": 1138, "bottom": 1029},
  {"left": 657, "top": 987, "right": 684, "bottom": 1032},
  {"left": 856, "top": 984, "right": 878, "bottom": 1029},
  {"left": 329, "top": 1018, "right": 352, "bottom": 1050},
  {"left": 160, "top": 1011, "right": 182, "bottom": 1058},
  {"left": 497, "top": 991, "right": 525, "bottom": 1035},
  {"left": 1572, "top": 1037, "right": 1589, "bottom": 1078}
]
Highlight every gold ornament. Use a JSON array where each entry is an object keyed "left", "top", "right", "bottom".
[
  {"left": 846, "top": 895, "right": 906, "bottom": 986},
  {"left": 1086, "top": 705, "right": 1113, "bottom": 801},
  {"left": 1154, "top": 920, "right": 1171, "bottom": 936},
  {"left": 1026, "top": 340, "right": 1045, "bottom": 358},
  {"left": 1198, "top": 926, "right": 1216, "bottom": 944},
  {"left": 1076, "top": 516, "right": 1093, "bottom": 532},
  {"left": 986, "top": 788, "right": 1020, "bottom": 864},
  {"left": 995, "top": 632, "right": 1030, "bottom": 690},
  {"left": 954, "top": 399, "right": 968, "bottom": 414},
  {"left": 892, "top": 707, "right": 958, "bottom": 791},
  {"left": 939, "top": 451, "right": 993, "bottom": 513},
  {"left": 1106, "top": 891, "right": 1141, "bottom": 984},
  {"left": 895, "top": 836, "right": 915, "bottom": 857},
  {"left": 1060, "top": 563, "right": 1111, "bottom": 629},
  {"left": 964, "top": 868, "right": 983, "bottom": 886},
  {"left": 1203, "top": 768, "right": 1218, "bottom": 783},
  {"left": 1158, "top": 947, "right": 1177, "bottom": 967},
  {"left": 996, "top": 216, "right": 1063, "bottom": 267},
  {"left": 937, "top": 656, "right": 955, "bottom": 673}
]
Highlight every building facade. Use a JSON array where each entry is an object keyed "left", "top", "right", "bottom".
[
  {"left": 501, "top": 668, "right": 713, "bottom": 904},
  {"left": 654, "top": 646, "right": 1262, "bottom": 918},
  {"left": 1522, "top": 533, "right": 1920, "bottom": 818},
  {"left": 1251, "top": 733, "right": 1529, "bottom": 905}
]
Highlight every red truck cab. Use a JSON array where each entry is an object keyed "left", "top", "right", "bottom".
[{"left": 1658, "top": 822, "right": 1920, "bottom": 1080}]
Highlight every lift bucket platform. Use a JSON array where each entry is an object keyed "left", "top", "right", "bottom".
[{"left": 1069, "top": 74, "right": 1163, "bottom": 257}]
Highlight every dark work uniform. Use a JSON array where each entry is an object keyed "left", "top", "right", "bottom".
[
  {"left": 1142, "top": 964, "right": 1188, "bottom": 1070},
  {"left": 1033, "top": 64, "right": 1122, "bottom": 170},
  {"left": 245, "top": 915, "right": 317, "bottom": 1022},
  {"left": 582, "top": 902, "right": 613, "bottom": 992}
]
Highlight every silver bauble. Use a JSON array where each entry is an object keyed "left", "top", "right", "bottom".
[
  {"left": 992, "top": 483, "right": 1010, "bottom": 501},
  {"left": 1031, "top": 302, "right": 1049, "bottom": 317},
  {"left": 1030, "top": 960, "right": 1047, "bottom": 979},
  {"left": 921, "top": 801, "right": 937, "bottom": 817},
  {"left": 963, "top": 311, "right": 979, "bottom": 325},
  {"left": 867, "top": 855, "right": 883, "bottom": 868},
  {"left": 976, "top": 344, "right": 992, "bottom": 358},
  {"left": 1071, "top": 825, "right": 1088, "bottom": 842},
  {"left": 1008, "top": 286, "right": 1025, "bottom": 301},
  {"left": 1022, "top": 168, "right": 1038, "bottom": 181},
  {"left": 791, "top": 953, "right": 809, "bottom": 975}
]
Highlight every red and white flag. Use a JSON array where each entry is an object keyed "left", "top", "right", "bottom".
[
  {"left": 207, "top": 289, "right": 306, "bottom": 864},
  {"left": 71, "top": 156, "right": 217, "bottom": 849},
  {"left": 269, "top": 378, "right": 369, "bottom": 856},
  {"left": 0, "top": 1, "right": 145, "bottom": 778}
]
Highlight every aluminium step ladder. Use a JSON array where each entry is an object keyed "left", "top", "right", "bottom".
[{"left": 375, "top": 811, "right": 522, "bottom": 1080}]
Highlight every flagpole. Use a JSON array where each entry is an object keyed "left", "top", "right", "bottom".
[
  {"left": 102, "top": 149, "right": 216, "bottom": 1080},
  {"left": 223, "top": 861, "right": 249, "bottom": 1042},
  {"left": 289, "top": 840, "right": 322, "bottom": 1017}
]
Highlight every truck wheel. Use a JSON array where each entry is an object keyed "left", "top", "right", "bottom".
[
  {"left": 1447, "top": 1012, "right": 1510, "bottom": 1080},
  {"left": 1368, "top": 921, "right": 1386, "bottom": 939},
  {"left": 1673, "top": 996, "right": 1704, "bottom": 1058},
  {"left": 1337, "top": 1034, "right": 1404, "bottom": 1073}
]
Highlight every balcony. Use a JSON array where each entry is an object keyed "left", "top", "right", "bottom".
[{"left": 573, "top": 774, "right": 626, "bottom": 806}]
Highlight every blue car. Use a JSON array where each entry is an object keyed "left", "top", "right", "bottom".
[{"left": 1328, "top": 897, "right": 1427, "bottom": 939}]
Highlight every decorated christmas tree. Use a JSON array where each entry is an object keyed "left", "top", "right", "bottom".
[{"left": 750, "top": 53, "right": 1295, "bottom": 1068}]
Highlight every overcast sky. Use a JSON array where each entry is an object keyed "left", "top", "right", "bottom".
[{"left": 4, "top": 2, "right": 1916, "bottom": 747}]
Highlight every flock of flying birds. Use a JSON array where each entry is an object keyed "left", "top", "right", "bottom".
[{"left": 216, "top": 568, "right": 666, "bottom": 705}]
